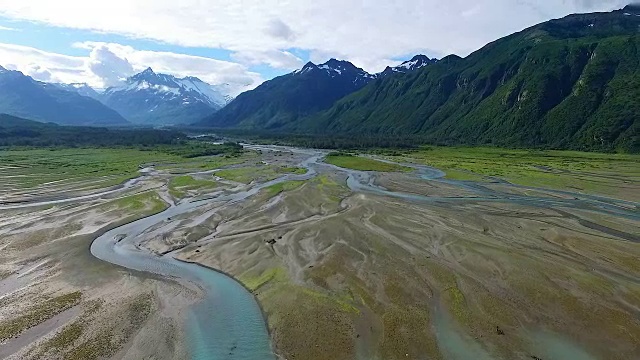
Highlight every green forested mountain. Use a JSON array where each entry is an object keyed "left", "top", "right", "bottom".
[
  {"left": 199, "top": 7, "right": 639, "bottom": 152},
  {"left": 301, "top": 6, "right": 640, "bottom": 152},
  {"left": 198, "top": 59, "right": 376, "bottom": 129}
]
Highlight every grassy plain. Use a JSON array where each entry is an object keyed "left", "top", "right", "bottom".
[
  {"left": 110, "top": 191, "right": 167, "bottom": 213},
  {"left": 385, "top": 146, "right": 640, "bottom": 198},
  {"left": 216, "top": 165, "right": 305, "bottom": 184},
  {"left": 325, "top": 154, "right": 412, "bottom": 172},
  {"left": 168, "top": 175, "right": 217, "bottom": 198},
  {"left": 0, "top": 148, "right": 173, "bottom": 189}
]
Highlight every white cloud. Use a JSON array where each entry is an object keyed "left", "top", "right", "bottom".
[
  {"left": 0, "top": 25, "right": 18, "bottom": 31},
  {"left": 231, "top": 49, "right": 303, "bottom": 70},
  {"left": 265, "top": 19, "right": 296, "bottom": 41},
  {"left": 87, "top": 45, "right": 135, "bottom": 87},
  {"left": 0, "top": 0, "right": 629, "bottom": 73},
  {"left": 0, "top": 41, "right": 263, "bottom": 94},
  {"left": 0, "top": 43, "right": 88, "bottom": 83}
]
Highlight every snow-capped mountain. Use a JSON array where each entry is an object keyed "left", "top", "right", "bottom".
[
  {"left": 379, "top": 55, "right": 437, "bottom": 77},
  {"left": 199, "top": 59, "right": 377, "bottom": 129},
  {"left": 294, "top": 59, "right": 376, "bottom": 87},
  {"left": 101, "top": 68, "right": 231, "bottom": 125},
  {"left": 53, "top": 83, "right": 101, "bottom": 100}
]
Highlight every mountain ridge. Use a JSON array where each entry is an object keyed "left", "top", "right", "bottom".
[
  {"left": 301, "top": 6, "right": 640, "bottom": 152},
  {"left": 0, "top": 68, "right": 128, "bottom": 126},
  {"left": 101, "top": 68, "right": 231, "bottom": 125},
  {"left": 198, "top": 7, "right": 639, "bottom": 152},
  {"left": 197, "top": 57, "right": 431, "bottom": 129}
]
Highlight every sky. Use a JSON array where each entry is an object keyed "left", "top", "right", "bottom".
[{"left": 0, "top": 0, "right": 631, "bottom": 95}]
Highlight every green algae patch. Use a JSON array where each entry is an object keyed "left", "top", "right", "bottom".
[{"left": 0, "top": 291, "right": 81, "bottom": 341}]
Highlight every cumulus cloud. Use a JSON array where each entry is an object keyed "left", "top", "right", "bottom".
[
  {"left": 88, "top": 45, "right": 135, "bottom": 87},
  {"left": 75, "top": 42, "right": 264, "bottom": 94},
  {"left": 0, "top": 0, "right": 629, "bottom": 73},
  {"left": 0, "top": 41, "right": 263, "bottom": 94}
]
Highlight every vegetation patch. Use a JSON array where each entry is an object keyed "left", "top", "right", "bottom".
[
  {"left": 325, "top": 154, "right": 412, "bottom": 172},
  {"left": 216, "top": 165, "right": 306, "bottom": 184},
  {"left": 43, "top": 322, "right": 84, "bottom": 353},
  {"left": 111, "top": 191, "right": 167, "bottom": 213},
  {"left": 169, "top": 175, "right": 217, "bottom": 198},
  {"left": 388, "top": 146, "right": 640, "bottom": 198},
  {"left": 380, "top": 306, "right": 440, "bottom": 360},
  {"left": 240, "top": 267, "right": 288, "bottom": 291},
  {"left": 64, "top": 329, "right": 120, "bottom": 360},
  {"left": 0, "top": 291, "right": 81, "bottom": 341},
  {"left": 263, "top": 180, "right": 305, "bottom": 197}
]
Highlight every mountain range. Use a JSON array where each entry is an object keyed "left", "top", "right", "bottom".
[
  {"left": 0, "top": 67, "right": 232, "bottom": 127},
  {"left": 100, "top": 68, "right": 232, "bottom": 125},
  {"left": 0, "top": 6, "right": 638, "bottom": 152},
  {"left": 198, "top": 57, "right": 435, "bottom": 129},
  {"left": 0, "top": 66, "right": 128, "bottom": 126},
  {"left": 198, "top": 5, "right": 640, "bottom": 152}
]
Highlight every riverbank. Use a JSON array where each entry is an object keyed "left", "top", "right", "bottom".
[{"left": 0, "top": 145, "right": 638, "bottom": 360}]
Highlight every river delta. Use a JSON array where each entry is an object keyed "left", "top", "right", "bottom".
[{"left": 0, "top": 145, "right": 638, "bottom": 360}]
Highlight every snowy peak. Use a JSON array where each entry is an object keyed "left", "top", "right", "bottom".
[
  {"left": 318, "top": 59, "right": 371, "bottom": 77},
  {"left": 380, "top": 54, "right": 437, "bottom": 77},
  {"left": 101, "top": 68, "right": 233, "bottom": 125},
  {"left": 132, "top": 67, "right": 157, "bottom": 80},
  {"left": 295, "top": 62, "right": 319, "bottom": 75},
  {"left": 53, "top": 82, "right": 101, "bottom": 100},
  {"left": 108, "top": 69, "right": 231, "bottom": 109},
  {"left": 399, "top": 55, "right": 435, "bottom": 71},
  {"left": 293, "top": 58, "right": 375, "bottom": 86}
]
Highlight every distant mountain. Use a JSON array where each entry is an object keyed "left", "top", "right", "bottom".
[
  {"left": 0, "top": 66, "right": 128, "bottom": 126},
  {"left": 53, "top": 83, "right": 101, "bottom": 100},
  {"left": 101, "top": 68, "right": 231, "bottom": 125},
  {"left": 0, "top": 113, "right": 183, "bottom": 147},
  {"left": 198, "top": 59, "right": 377, "bottom": 129},
  {"left": 379, "top": 55, "right": 437, "bottom": 77},
  {"left": 296, "top": 7, "right": 640, "bottom": 152}
]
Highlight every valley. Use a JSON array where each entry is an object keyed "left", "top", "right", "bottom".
[
  {"left": 0, "top": 3, "right": 639, "bottom": 360},
  {"left": 0, "top": 145, "right": 638, "bottom": 360}
]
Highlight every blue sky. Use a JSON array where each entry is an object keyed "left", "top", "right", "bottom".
[{"left": 0, "top": 0, "right": 629, "bottom": 94}]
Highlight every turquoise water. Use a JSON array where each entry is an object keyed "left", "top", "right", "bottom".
[
  {"left": 529, "top": 331, "right": 599, "bottom": 360},
  {"left": 433, "top": 304, "right": 495, "bottom": 360},
  {"left": 91, "top": 214, "right": 275, "bottom": 359},
  {"left": 90, "top": 152, "right": 319, "bottom": 359},
  {"left": 91, "top": 210, "right": 276, "bottom": 359}
]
